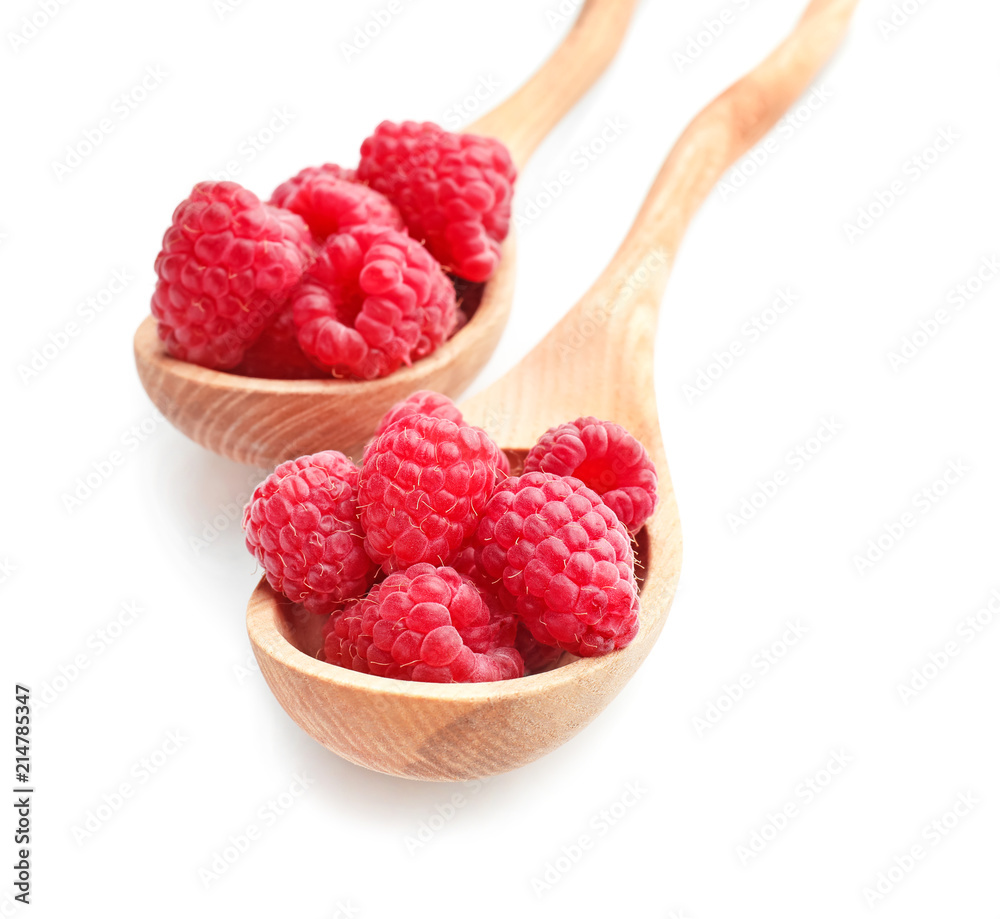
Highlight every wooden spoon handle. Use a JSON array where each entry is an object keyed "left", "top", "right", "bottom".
[
  {"left": 613, "top": 0, "right": 857, "bottom": 275},
  {"left": 461, "top": 0, "right": 858, "bottom": 442},
  {"left": 466, "top": 0, "right": 639, "bottom": 170}
]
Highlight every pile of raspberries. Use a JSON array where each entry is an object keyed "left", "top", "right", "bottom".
[
  {"left": 243, "top": 392, "right": 659, "bottom": 683},
  {"left": 150, "top": 121, "right": 516, "bottom": 380}
]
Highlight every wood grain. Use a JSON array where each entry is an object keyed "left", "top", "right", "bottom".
[
  {"left": 247, "top": 0, "right": 859, "bottom": 781},
  {"left": 134, "top": 0, "right": 639, "bottom": 469},
  {"left": 134, "top": 238, "right": 516, "bottom": 467},
  {"left": 467, "top": 0, "right": 640, "bottom": 170}
]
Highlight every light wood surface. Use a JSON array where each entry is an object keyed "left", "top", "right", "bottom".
[
  {"left": 247, "top": 0, "right": 860, "bottom": 781},
  {"left": 133, "top": 0, "right": 639, "bottom": 469},
  {"left": 466, "top": 0, "right": 639, "bottom": 171}
]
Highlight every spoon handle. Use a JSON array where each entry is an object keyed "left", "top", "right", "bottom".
[
  {"left": 464, "top": 0, "right": 858, "bottom": 441},
  {"left": 466, "top": 0, "right": 639, "bottom": 170},
  {"left": 612, "top": 0, "right": 858, "bottom": 284}
]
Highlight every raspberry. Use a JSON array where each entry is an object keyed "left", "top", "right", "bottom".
[
  {"left": 451, "top": 545, "right": 488, "bottom": 586},
  {"left": 271, "top": 205, "right": 320, "bottom": 261},
  {"left": 374, "top": 390, "right": 464, "bottom": 437},
  {"left": 322, "top": 594, "right": 370, "bottom": 673},
  {"left": 474, "top": 472, "right": 640, "bottom": 657},
  {"left": 243, "top": 451, "right": 376, "bottom": 614},
  {"left": 524, "top": 418, "right": 658, "bottom": 533},
  {"left": 292, "top": 225, "right": 457, "bottom": 380},
  {"left": 323, "top": 564, "right": 523, "bottom": 682},
  {"left": 151, "top": 181, "right": 310, "bottom": 369},
  {"left": 358, "top": 414, "right": 505, "bottom": 572},
  {"left": 373, "top": 391, "right": 511, "bottom": 475},
  {"left": 451, "top": 546, "right": 517, "bottom": 650},
  {"left": 515, "top": 623, "right": 564, "bottom": 675},
  {"left": 357, "top": 121, "right": 516, "bottom": 282},
  {"left": 496, "top": 446, "right": 511, "bottom": 478},
  {"left": 232, "top": 304, "right": 325, "bottom": 379},
  {"left": 270, "top": 163, "right": 355, "bottom": 205},
  {"left": 270, "top": 163, "right": 403, "bottom": 241}
]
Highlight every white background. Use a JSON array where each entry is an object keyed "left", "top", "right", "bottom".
[{"left": 2, "top": 0, "right": 998, "bottom": 916}]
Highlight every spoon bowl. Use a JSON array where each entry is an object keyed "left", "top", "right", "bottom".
[
  {"left": 247, "top": 0, "right": 859, "bottom": 780},
  {"left": 134, "top": 0, "right": 638, "bottom": 469}
]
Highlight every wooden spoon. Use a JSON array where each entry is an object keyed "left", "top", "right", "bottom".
[
  {"left": 134, "top": 0, "right": 639, "bottom": 469},
  {"left": 246, "top": 0, "right": 859, "bottom": 781}
]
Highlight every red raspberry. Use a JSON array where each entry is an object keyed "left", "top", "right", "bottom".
[
  {"left": 373, "top": 390, "right": 511, "bottom": 474},
  {"left": 495, "top": 446, "right": 511, "bottom": 478},
  {"left": 524, "top": 417, "right": 658, "bottom": 534},
  {"left": 232, "top": 304, "right": 325, "bottom": 379},
  {"left": 271, "top": 205, "right": 320, "bottom": 261},
  {"left": 243, "top": 451, "right": 376, "bottom": 614},
  {"left": 357, "top": 121, "right": 516, "bottom": 282},
  {"left": 515, "top": 623, "right": 564, "bottom": 675},
  {"left": 270, "top": 162, "right": 354, "bottom": 204},
  {"left": 151, "top": 182, "right": 310, "bottom": 369},
  {"left": 358, "top": 414, "right": 505, "bottom": 572},
  {"left": 292, "top": 225, "right": 457, "bottom": 380},
  {"left": 474, "top": 472, "right": 640, "bottom": 657},
  {"left": 322, "top": 594, "right": 370, "bottom": 673},
  {"left": 323, "top": 565, "right": 523, "bottom": 682},
  {"left": 270, "top": 163, "right": 403, "bottom": 241},
  {"left": 451, "top": 544, "right": 488, "bottom": 586},
  {"left": 374, "top": 390, "right": 464, "bottom": 437},
  {"left": 451, "top": 546, "right": 517, "bottom": 650}
]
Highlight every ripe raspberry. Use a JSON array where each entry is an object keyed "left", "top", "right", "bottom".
[
  {"left": 451, "top": 546, "right": 517, "bottom": 650},
  {"left": 358, "top": 414, "right": 505, "bottom": 571},
  {"left": 323, "top": 565, "right": 523, "bottom": 682},
  {"left": 232, "top": 304, "right": 325, "bottom": 379},
  {"left": 495, "top": 446, "right": 511, "bottom": 478},
  {"left": 293, "top": 225, "right": 457, "bottom": 380},
  {"left": 322, "top": 594, "right": 370, "bottom": 673},
  {"left": 357, "top": 121, "right": 516, "bottom": 282},
  {"left": 374, "top": 390, "right": 464, "bottom": 437},
  {"left": 270, "top": 163, "right": 355, "bottom": 206},
  {"left": 270, "top": 163, "right": 404, "bottom": 241},
  {"left": 373, "top": 392, "right": 510, "bottom": 474},
  {"left": 152, "top": 181, "right": 311, "bottom": 369},
  {"left": 244, "top": 451, "right": 376, "bottom": 614},
  {"left": 515, "top": 623, "right": 564, "bottom": 675},
  {"left": 474, "top": 472, "right": 639, "bottom": 657},
  {"left": 271, "top": 205, "right": 320, "bottom": 261},
  {"left": 524, "top": 418, "right": 658, "bottom": 533},
  {"left": 451, "top": 545, "right": 488, "bottom": 586}
]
